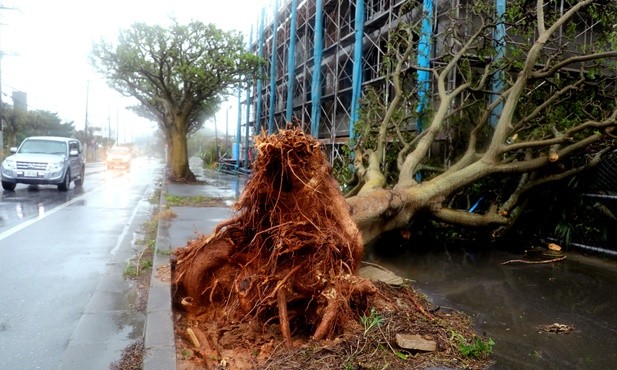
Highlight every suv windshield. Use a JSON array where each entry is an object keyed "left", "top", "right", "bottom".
[{"left": 19, "top": 140, "right": 67, "bottom": 155}]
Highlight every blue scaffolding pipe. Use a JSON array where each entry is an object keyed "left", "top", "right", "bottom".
[
  {"left": 416, "top": 0, "right": 433, "bottom": 132},
  {"left": 285, "top": 0, "right": 298, "bottom": 123},
  {"left": 255, "top": 8, "right": 266, "bottom": 134},
  {"left": 244, "top": 28, "right": 253, "bottom": 170},
  {"left": 235, "top": 90, "right": 242, "bottom": 169},
  {"left": 349, "top": 0, "right": 365, "bottom": 141},
  {"left": 268, "top": 0, "right": 279, "bottom": 135},
  {"left": 490, "top": 0, "right": 506, "bottom": 128},
  {"left": 310, "top": 0, "right": 324, "bottom": 137}
]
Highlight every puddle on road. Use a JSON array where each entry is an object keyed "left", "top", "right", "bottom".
[{"left": 367, "top": 245, "right": 617, "bottom": 369}]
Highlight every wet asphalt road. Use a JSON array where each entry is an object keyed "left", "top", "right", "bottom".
[{"left": 0, "top": 157, "right": 164, "bottom": 369}]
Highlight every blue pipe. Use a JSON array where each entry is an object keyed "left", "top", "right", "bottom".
[
  {"left": 268, "top": 0, "right": 279, "bottom": 135},
  {"left": 416, "top": 0, "right": 433, "bottom": 133},
  {"left": 349, "top": 0, "right": 365, "bottom": 141},
  {"left": 238, "top": 27, "right": 253, "bottom": 169},
  {"left": 490, "top": 0, "right": 506, "bottom": 128},
  {"left": 285, "top": 0, "right": 298, "bottom": 123},
  {"left": 244, "top": 27, "right": 253, "bottom": 170},
  {"left": 235, "top": 91, "right": 242, "bottom": 169},
  {"left": 255, "top": 8, "right": 265, "bottom": 134},
  {"left": 310, "top": 0, "right": 324, "bottom": 137},
  {"left": 469, "top": 197, "right": 484, "bottom": 213}
]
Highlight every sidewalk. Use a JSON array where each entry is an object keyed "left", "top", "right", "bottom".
[{"left": 143, "top": 159, "right": 247, "bottom": 370}]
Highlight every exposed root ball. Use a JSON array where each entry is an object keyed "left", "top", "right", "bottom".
[{"left": 173, "top": 127, "right": 370, "bottom": 343}]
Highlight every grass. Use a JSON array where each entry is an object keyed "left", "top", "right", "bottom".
[
  {"left": 164, "top": 194, "right": 228, "bottom": 207},
  {"left": 157, "top": 207, "right": 177, "bottom": 220},
  {"left": 156, "top": 248, "right": 172, "bottom": 255},
  {"left": 124, "top": 262, "right": 139, "bottom": 277},
  {"left": 450, "top": 331, "right": 495, "bottom": 359},
  {"left": 149, "top": 187, "right": 162, "bottom": 205},
  {"left": 123, "top": 248, "right": 154, "bottom": 278},
  {"left": 124, "top": 197, "right": 176, "bottom": 279},
  {"left": 360, "top": 307, "right": 385, "bottom": 336},
  {"left": 180, "top": 349, "right": 193, "bottom": 360}
]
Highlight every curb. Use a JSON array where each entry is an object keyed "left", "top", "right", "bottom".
[{"left": 143, "top": 181, "right": 177, "bottom": 370}]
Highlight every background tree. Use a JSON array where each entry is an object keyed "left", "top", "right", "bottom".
[
  {"left": 91, "top": 20, "right": 260, "bottom": 181},
  {"left": 1, "top": 104, "right": 75, "bottom": 148},
  {"left": 338, "top": 0, "right": 617, "bottom": 245},
  {"left": 74, "top": 126, "right": 115, "bottom": 161}
]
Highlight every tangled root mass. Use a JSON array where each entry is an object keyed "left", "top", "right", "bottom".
[{"left": 173, "top": 127, "right": 374, "bottom": 343}]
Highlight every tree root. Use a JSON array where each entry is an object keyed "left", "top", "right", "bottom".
[
  {"left": 313, "top": 289, "right": 341, "bottom": 340},
  {"left": 277, "top": 289, "right": 292, "bottom": 346},
  {"left": 173, "top": 127, "right": 366, "bottom": 345},
  {"left": 405, "top": 289, "right": 434, "bottom": 320}
]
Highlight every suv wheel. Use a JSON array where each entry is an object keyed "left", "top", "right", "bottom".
[
  {"left": 2, "top": 181, "right": 16, "bottom": 191},
  {"left": 74, "top": 166, "right": 85, "bottom": 187},
  {"left": 58, "top": 170, "right": 71, "bottom": 191}
]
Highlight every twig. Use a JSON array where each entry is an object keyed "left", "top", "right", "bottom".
[{"left": 501, "top": 256, "right": 566, "bottom": 265}]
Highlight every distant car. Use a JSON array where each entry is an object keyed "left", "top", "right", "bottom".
[
  {"left": 1, "top": 136, "right": 85, "bottom": 191},
  {"left": 106, "top": 146, "right": 132, "bottom": 169}
]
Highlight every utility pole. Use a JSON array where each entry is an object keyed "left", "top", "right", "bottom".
[
  {"left": 84, "top": 81, "right": 90, "bottom": 160},
  {"left": 107, "top": 109, "right": 111, "bottom": 139},
  {"left": 116, "top": 110, "right": 119, "bottom": 144}
]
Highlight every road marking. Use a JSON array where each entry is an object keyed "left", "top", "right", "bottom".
[
  {"left": 0, "top": 184, "right": 107, "bottom": 242},
  {"left": 109, "top": 182, "right": 155, "bottom": 256}
]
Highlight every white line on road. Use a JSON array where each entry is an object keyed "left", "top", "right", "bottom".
[
  {"left": 0, "top": 184, "right": 107, "bottom": 242},
  {"left": 109, "top": 182, "right": 155, "bottom": 256}
]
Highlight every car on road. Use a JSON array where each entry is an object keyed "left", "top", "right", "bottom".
[
  {"left": 106, "top": 146, "right": 132, "bottom": 169},
  {"left": 1, "top": 136, "right": 85, "bottom": 191}
]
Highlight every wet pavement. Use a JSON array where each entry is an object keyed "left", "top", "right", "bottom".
[
  {"left": 143, "top": 158, "right": 247, "bottom": 370},
  {"left": 0, "top": 158, "right": 163, "bottom": 370},
  {"left": 368, "top": 245, "right": 617, "bottom": 369}
]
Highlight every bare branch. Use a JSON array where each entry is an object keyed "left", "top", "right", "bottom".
[
  {"left": 532, "top": 51, "right": 617, "bottom": 79},
  {"left": 433, "top": 207, "right": 508, "bottom": 227},
  {"left": 536, "top": 0, "right": 546, "bottom": 35},
  {"left": 512, "top": 76, "right": 586, "bottom": 132}
]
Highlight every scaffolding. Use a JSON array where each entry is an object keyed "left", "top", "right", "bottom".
[
  {"left": 244, "top": 0, "right": 422, "bottom": 165},
  {"left": 238, "top": 0, "right": 604, "bottom": 167}
]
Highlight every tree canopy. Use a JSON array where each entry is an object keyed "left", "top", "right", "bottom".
[
  {"left": 91, "top": 20, "right": 260, "bottom": 180},
  {"left": 338, "top": 0, "right": 617, "bottom": 245}
]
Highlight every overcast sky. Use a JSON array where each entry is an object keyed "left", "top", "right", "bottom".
[{"left": 1, "top": 0, "right": 267, "bottom": 142}]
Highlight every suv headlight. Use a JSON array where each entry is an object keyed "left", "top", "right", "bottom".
[
  {"left": 2, "top": 159, "right": 16, "bottom": 169},
  {"left": 48, "top": 161, "right": 64, "bottom": 171}
]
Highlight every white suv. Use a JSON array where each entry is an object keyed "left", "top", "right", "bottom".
[{"left": 1, "top": 136, "right": 85, "bottom": 191}]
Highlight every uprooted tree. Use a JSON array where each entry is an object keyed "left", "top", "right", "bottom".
[
  {"left": 340, "top": 0, "right": 617, "bottom": 245},
  {"left": 173, "top": 0, "right": 616, "bottom": 361},
  {"left": 173, "top": 128, "right": 492, "bottom": 369},
  {"left": 174, "top": 128, "right": 372, "bottom": 343}
]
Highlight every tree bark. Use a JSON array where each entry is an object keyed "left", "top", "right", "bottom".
[{"left": 168, "top": 120, "right": 195, "bottom": 181}]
